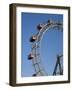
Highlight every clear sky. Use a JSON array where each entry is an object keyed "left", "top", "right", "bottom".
[{"left": 21, "top": 12, "right": 63, "bottom": 77}]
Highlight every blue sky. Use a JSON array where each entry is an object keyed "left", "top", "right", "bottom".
[{"left": 21, "top": 12, "right": 63, "bottom": 77}]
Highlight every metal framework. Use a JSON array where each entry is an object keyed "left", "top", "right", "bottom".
[
  {"left": 53, "top": 55, "right": 63, "bottom": 75},
  {"left": 28, "top": 20, "right": 63, "bottom": 76}
]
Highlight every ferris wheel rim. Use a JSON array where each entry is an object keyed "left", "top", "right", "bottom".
[{"left": 29, "top": 21, "right": 63, "bottom": 76}]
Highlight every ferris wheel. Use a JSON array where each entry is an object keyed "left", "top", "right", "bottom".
[{"left": 28, "top": 19, "right": 63, "bottom": 76}]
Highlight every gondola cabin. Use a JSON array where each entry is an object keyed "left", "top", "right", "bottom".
[
  {"left": 47, "top": 20, "right": 52, "bottom": 25},
  {"left": 37, "top": 24, "right": 43, "bottom": 30},
  {"left": 28, "top": 53, "right": 34, "bottom": 60},
  {"left": 30, "top": 36, "right": 36, "bottom": 42},
  {"left": 57, "top": 23, "right": 62, "bottom": 25},
  {"left": 32, "top": 73, "right": 37, "bottom": 76}
]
